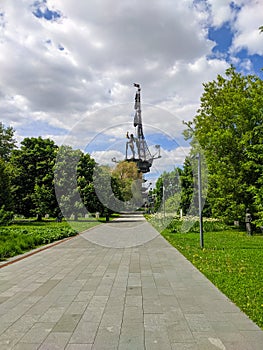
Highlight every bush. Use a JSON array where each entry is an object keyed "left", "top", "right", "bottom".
[
  {"left": 0, "top": 206, "right": 14, "bottom": 226},
  {"left": 0, "top": 225, "right": 77, "bottom": 260},
  {"left": 167, "top": 216, "right": 229, "bottom": 233}
]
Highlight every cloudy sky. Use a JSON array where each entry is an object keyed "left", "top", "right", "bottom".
[{"left": 1, "top": 0, "right": 263, "bottom": 181}]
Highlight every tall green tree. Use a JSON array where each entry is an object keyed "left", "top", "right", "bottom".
[
  {"left": 77, "top": 152, "right": 101, "bottom": 214},
  {"left": 185, "top": 67, "right": 263, "bottom": 222},
  {"left": 54, "top": 145, "right": 84, "bottom": 219},
  {"left": 0, "top": 122, "right": 16, "bottom": 161},
  {"left": 179, "top": 157, "right": 194, "bottom": 215},
  {"left": 54, "top": 146, "right": 108, "bottom": 218},
  {"left": 153, "top": 168, "right": 181, "bottom": 213},
  {"left": 11, "top": 137, "right": 58, "bottom": 218},
  {"left": 92, "top": 165, "right": 124, "bottom": 214},
  {"left": 0, "top": 158, "right": 13, "bottom": 211}
]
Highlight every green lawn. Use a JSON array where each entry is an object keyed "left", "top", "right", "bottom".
[
  {"left": 0, "top": 218, "right": 102, "bottom": 261},
  {"left": 161, "top": 227, "right": 263, "bottom": 329}
]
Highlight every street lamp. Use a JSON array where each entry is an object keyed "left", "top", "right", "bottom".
[
  {"left": 163, "top": 184, "right": 165, "bottom": 217},
  {"left": 197, "top": 152, "right": 204, "bottom": 249}
]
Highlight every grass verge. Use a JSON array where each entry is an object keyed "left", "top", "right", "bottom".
[
  {"left": 161, "top": 227, "right": 263, "bottom": 329},
  {"left": 0, "top": 218, "right": 102, "bottom": 261}
]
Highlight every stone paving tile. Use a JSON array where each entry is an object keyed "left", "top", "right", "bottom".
[
  {"left": 0, "top": 322, "right": 13, "bottom": 336},
  {"left": 0, "top": 328, "right": 24, "bottom": 350},
  {"left": 145, "top": 336, "right": 172, "bottom": 350},
  {"left": 65, "top": 301, "right": 88, "bottom": 315},
  {"left": 39, "top": 306, "right": 68, "bottom": 322},
  {"left": 81, "top": 306, "right": 105, "bottom": 323},
  {"left": 184, "top": 313, "right": 214, "bottom": 332},
  {"left": 38, "top": 331, "right": 71, "bottom": 349},
  {"left": 118, "top": 323, "right": 145, "bottom": 350},
  {"left": 69, "top": 321, "right": 99, "bottom": 344},
  {"left": 65, "top": 345, "right": 92, "bottom": 350},
  {"left": 93, "top": 324, "right": 121, "bottom": 349},
  {"left": 225, "top": 312, "right": 261, "bottom": 331},
  {"left": 144, "top": 313, "right": 171, "bottom": 350},
  {"left": 3, "top": 315, "right": 38, "bottom": 337},
  {"left": 30, "top": 279, "right": 61, "bottom": 297},
  {"left": 123, "top": 305, "right": 143, "bottom": 324},
  {"left": 19, "top": 322, "right": 55, "bottom": 344},
  {"left": 13, "top": 343, "right": 40, "bottom": 350},
  {"left": 52, "top": 314, "right": 81, "bottom": 332},
  {"left": 171, "top": 344, "right": 198, "bottom": 350},
  {"left": 143, "top": 297, "right": 162, "bottom": 314}
]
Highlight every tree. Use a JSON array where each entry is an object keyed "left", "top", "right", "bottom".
[
  {"left": 111, "top": 161, "right": 141, "bottom": 202},
  {"left": 152, "top": 168, "right": 181, "bottom": 213},
  {"left": 179, "top": 157, "right": 194, "bottom": 215},
  {"left": 92, "top": 165, "right": 124, "bottom": 214},
  {"left": 185, "top": 67, "right": 263, "bottom": 222},
  {"left": 11, "top": 137, "right": 58, "bottom": 218},
  {"left": 0, "top": 158, "right": 13, "bottom": 211},
  {"left": 54, "top": 145, "right": 84, "bottom": 219},
  {"left": 77, "top": 152, "right": 103, "bottom": 215},
  {"left": 0, "top": 122, "right": 16, "bottom": 161}
]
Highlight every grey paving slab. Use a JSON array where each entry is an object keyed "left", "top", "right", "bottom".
[{"left": 0, "top": 213, "right": 262, "bottom": 349}]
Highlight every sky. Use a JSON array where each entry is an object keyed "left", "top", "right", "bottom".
[{"left": 1, "top": 0, "right": 263, "bottom": 182}]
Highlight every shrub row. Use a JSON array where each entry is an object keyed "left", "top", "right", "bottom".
[{"left": 0, "top": 226, "right": 77, "bottom": 260}]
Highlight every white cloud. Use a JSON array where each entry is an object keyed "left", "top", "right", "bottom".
[
  {"left": 150, "top": 146, "right": 191, "bottom": 176},
  {"left": 0, "top": 0, "right": 262, "bottom": 177},
  {"left": 91, "top": 150, "right": 125, "bottom": 166},
  {"left": 206, "top": 0, "right": 234, "bottom": 28},
  {"left": 231, "top": 0, "right": 263, "bottom": 55}
]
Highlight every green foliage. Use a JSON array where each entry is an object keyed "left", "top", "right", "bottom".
[
  {"left": 112, "top": 161, "right": 140, "bottom": 202},
  {"left": 152, "top": 168, "right": 181, "bottom": 213},
  {"left": 0, "top": 122, "right": 16, "bottom": 161},
  {"left": 0, "top": 158, "right": 13, "bottom": 211},
  {"left": 54, "top": 145, "right": 84, "bottom": 218},
  {"left": 185, "top": 67, "right": 263, "bottom": 222},
  {"left": 0, "top": 206, "right": 14, "bottom": 226},
  {"left": 78, "top": 157, "right": 111, "bottom": 215},
  {"left": 179, "top": 157, "right": 194, "bottom": 214},
  {"left": 0, "top": 222, "right": 78, "bottom": 260},
  {"left": 162, "top": 228, "right": 263, "bottom": 329},
  {"left": 11, "top": 137, "right": 58, "bottom": 218},
  {"left": 167, "top": 216, "right": 229, "bottom": 233},
  {"left": 92, "top": 165, "right": 125, "bottom": 214},
  {"left": 54, "top": 146, "right": 109, "bottom": 216}
]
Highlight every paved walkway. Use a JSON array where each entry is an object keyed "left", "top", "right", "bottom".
[{"left": 0, "top": 213, "right": 262, "bottom": 350}]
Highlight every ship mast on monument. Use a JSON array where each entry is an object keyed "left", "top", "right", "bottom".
[{"left": 125, "top": 83, "right": 161, "bottom": 173}]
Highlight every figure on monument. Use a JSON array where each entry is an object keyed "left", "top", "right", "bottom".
[{"left": 126, "top": 131, "right": 136, "bottom": 158}]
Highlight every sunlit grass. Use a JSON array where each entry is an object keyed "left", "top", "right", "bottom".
[{"left": 0, "top": 219, "right": 101, "bottom": 261}]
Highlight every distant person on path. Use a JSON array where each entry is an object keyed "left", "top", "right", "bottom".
[{"left": 245, "top": 208, "right": 252, "bottom": 236}]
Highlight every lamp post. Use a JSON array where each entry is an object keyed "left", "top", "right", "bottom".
[
  {"left": 163, "top": 184, "right": 165, "bottom": 217},
  {"left": 197, "top": 153, "right": 204, "bottom": 248}
]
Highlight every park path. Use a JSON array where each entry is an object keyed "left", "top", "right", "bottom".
[{"left": 0, "top": 213, "right": 262, "bottom": 349}]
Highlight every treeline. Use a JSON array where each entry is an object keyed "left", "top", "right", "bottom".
[
  {"left": 1, "top": 67, "right": 263, "bottom": 227},
  {"left": 0, "top": 127, "right": 140, "bottom": 224},
  {"left": 153, "top": 67, "right": 263, "bottom": 227}
]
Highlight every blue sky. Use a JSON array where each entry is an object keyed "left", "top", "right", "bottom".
[
  {"left": 0, "top": 0, "right": 263, "bottom": 178},
  {"left": 208, "top": 23, "right": 263, "bottom": 78}
]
